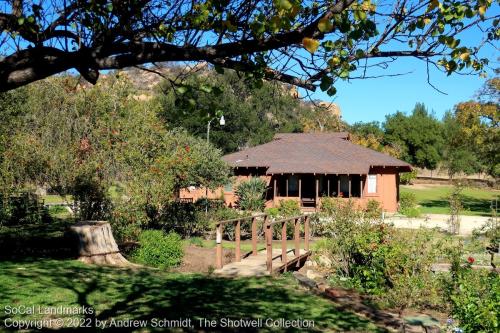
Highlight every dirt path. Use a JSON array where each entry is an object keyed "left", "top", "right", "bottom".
[
  {"left": 173, "top": 245, "right": 235, "bottom": 273},
  {"left": 388, "top": 213, "right": 494, "bottom": 235}
]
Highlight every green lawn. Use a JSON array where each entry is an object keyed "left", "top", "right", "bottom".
[
  {"left": 42, "top": 194, "right": 72, "bottom": 204},
  {"left": 0, "top": 259, "right": 385, "bottom": 332},
  {"left": 400, "top": 185, "right": 499, "bottom": 216}
]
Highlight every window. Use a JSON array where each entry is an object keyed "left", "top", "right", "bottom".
[
  {"left": 288, "top": 175, "right": 298, "bottom": 196},
  {"left": 367, "top": 174, "right": 377, "bottom": 194},
  {"left": 224, "top": 182, "right": 233, "bottom": 192}
]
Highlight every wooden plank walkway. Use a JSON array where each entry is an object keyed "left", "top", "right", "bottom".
[{"left": 214, "top": 249, "right": 311, "bottom": 277}]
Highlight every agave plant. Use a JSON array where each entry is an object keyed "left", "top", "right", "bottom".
[{"left": 235, "top": 178, "right": 267, "bottom": 212}]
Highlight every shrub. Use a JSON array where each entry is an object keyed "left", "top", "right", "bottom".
[
  {"left": 365, "top": 200, "right": 382, "bottom": 220},
  {"left": 235, "top": 178, "right": 267, "bottom": 211},
  {"left": 132, "top": 230, "right": 184, "bottom": 268},
  {"left": 444, "top": 249, "right": 500, "bottom": 332},
  {"left": 400, "top": 170, "right": 417, "bottom": 185},
  {"left": 278, "top": 200, "right": 300, "bottom": 217},
  {"left": 188, "top": 236, "right": 204, "bottom": 247},
  {"left": 318, "top": 200, "right": 442, "bottom": 311},
  {"left": 0, "top": 191, "right": 50, "bottom": 226},
  {"left": 265, "top": 207, "right": 279, "bottom": 218},
  {"left": 399, "top": 192, "right": 420, "bottom": 217},
  {"left": 72, "top": 175, "right": 112, "bottom": 221}
]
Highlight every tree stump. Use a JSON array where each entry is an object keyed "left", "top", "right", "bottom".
[{"left": 70, "top": 221, "right": 131, "bottom": 266}]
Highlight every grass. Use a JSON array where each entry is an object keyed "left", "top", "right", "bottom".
[
  {"left": 400, "top": 185, "right": 499, "bottom": 216},
  {"left": 42, "top": 194, "right": 72, "bottom": 205},
  {"left": 0, "top": 258, "right": 386, "bottom": 332},
  {"left": 191, "top": 238, "right": 311, "bottom": 252}
]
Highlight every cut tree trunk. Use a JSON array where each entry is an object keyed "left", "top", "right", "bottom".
[{"left": 70, "top": 221, "right": 132, "bottom": 266}]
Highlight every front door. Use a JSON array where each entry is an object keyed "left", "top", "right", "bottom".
[{"left": 300, "top": 175, "right": 316, "bottom": 207}]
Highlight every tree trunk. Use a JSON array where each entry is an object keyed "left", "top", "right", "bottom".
[{"left": 70, "top": 221, "right": 132, "bottom": 266}]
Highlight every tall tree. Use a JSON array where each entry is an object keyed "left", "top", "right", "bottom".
[
  {"left": 384, "top": 103, "right": 443, "bottom": 169},
  {"left": 452, "top": 77, "right": 499, "bottom": 177},
  {"left": 0, "top": 1, "right": 497, "bottom": 93},
  {"left": 157, "top": 69, "right": 307, "bottom": 153},
  {"left": 441, "top": 111, "right": 482, "bottom": 179}
]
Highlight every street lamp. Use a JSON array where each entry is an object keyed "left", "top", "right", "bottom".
[
  {"left": 205, "top": 114, "right": 225, "bottom": 213},
  {"left": 207, "top": 115, "right": 225, "bottom": 144}
]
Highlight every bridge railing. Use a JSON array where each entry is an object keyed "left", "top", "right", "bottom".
[
  {"left": 215, "top": 213, "right": 268, "bottom": 269},
  {"left": 264, "top": 215, "right": 310, "bottom": 272}
]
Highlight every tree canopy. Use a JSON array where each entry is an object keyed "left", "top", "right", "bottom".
[{"left": 0, "top": 0, "right": 498, "bottom": 93}]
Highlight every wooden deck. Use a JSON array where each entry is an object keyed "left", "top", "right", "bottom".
[{"left": 214, "top": 249, "right": 311, "bottom": 277}]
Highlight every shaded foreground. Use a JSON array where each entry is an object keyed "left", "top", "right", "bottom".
[{"left": 0, "top": 259, "right": 386, "bottom": 332}]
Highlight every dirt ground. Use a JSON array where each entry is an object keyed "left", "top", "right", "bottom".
[{"left": 173, "top": 245, "right": 235, "bottom": 273}]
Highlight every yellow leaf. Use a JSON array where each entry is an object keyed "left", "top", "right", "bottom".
[
  {"left": 478, "top": 6, "right": 486, "bottom": 16},
  {"left": 460, "top": 52, "right": 470, "bottom": 61},
  {"left": 318, "top": 17, "right": 333, "bottom": 32},
  {"left": 277, "top": 0, "right": 293, "bottom": 11},
  {"left": 328, "top": 57, "right": 341, "bottom": 67},
  {"left": 302, "top": 38, "right": 320, "bottom": 54},
  {"left": 424, "top": 18, "right": 431, "bottom": 25}
]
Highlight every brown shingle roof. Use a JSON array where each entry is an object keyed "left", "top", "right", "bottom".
[{"left": 223, "top": 133, "right": 412, "bottom": 174}]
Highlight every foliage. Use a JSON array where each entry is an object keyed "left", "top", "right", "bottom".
[
  {"left": 318, "top": 199, "right": 441, "bottom": 311},
  {"left": 277, "top": 200, "right": 301, "bottom": 217},
  {"left": 400, "top": 170, "right": 418, "bottom": 185},
  {"left": 72, "top": 174, "right": 112, "bottom": 221},
  {"left": 444, "top": 247, "right": 500, "bottom": 332},
  {"left": 0, "top": 192, "right": 49, "bottom": 226},
  {"left": 384, "top": 103, "right": 444, "bottom": 170},
  {"left": 1, "top": 0, "right": 495, "bottom": 94},
  {"left": 365, "top": 200, "right": 382, "bottom": 220},
  {"left": 350, "top": 122, "right": 401, "bottom": 158},
  {"left": 158, "top": 70, "right": 309, "bottom": 153},
  {"left": 132, "top": 230, "right": 184, "bottom": 269},
  {"left": 235, "top": 178, "right": 267, "bottom": 211},
  {"left": 399, "top": 192, "right": 421, "bottom": 217},
  {"left": 0, "top": 76, "right": 229, "bottom": 237}
]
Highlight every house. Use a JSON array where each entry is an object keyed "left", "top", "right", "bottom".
[{"left": 180, "top": 133, "right": 412, "bottom": 212}]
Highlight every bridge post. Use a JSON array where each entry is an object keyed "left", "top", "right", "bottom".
[
  {"left": 281, "top": 221, "right": 287, "bottom": 270},
  {"left": 266, "top": 222, "right": 272, "bottom": 272},
  {"left": 294, "top": 217, "right": 300, "bottom": 256},
  {"left": 235, "top": 219, "right": 241, "bottom": 262},
  {"left": 252, "top": 216, "right": 258, "bottom": 256},
  {"left": 304, "top": 215, "right": 310, "bottom": 252},
  {"left": 216, "top": 223, "right": 223, "bottom": 269}
]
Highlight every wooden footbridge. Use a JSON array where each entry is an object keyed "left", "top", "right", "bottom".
[{"left": 213, "top": 214, "right": 312, "bottom": 277}]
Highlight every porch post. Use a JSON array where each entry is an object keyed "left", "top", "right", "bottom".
[
  {"left": 286, "top": 176, "right": 289, "bottom": 197},
  {"left": 298, "top": 176, "right": 302, "bottom": 204},
  {"left": 327, "top": 177, "right": 330, "bottom": 197},
  {"left": 273, "top": 177, "right": 277, "bottom": 206},
  {"left": 337, "top": 175, "right": 340, "bottom": 197},
  {"left": 348, "top": 175, "right": 351, "bottom": 198},
  {"left": 315, "top": 176, "right": 319, "bottom": 208},
  {"left": 360, "top": 175, "right": 363, "bottom": 198}
]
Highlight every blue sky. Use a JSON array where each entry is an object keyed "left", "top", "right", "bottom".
[
  {"left": 319, "top": 55, "right": 495, "bottom": 125},
  {"left": 307, "top": 5, "right": 500, "bottom": 125}
]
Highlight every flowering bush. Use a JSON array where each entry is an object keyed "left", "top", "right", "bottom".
[{"left": 443, "top": 248, "right": 500, "bottom": 332}]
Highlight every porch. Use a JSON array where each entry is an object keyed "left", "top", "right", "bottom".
[{"left": 268, "top": 174, "right": 374, "bottom": 210}]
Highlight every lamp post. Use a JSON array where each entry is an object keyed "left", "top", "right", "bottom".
[
  {"left": 205, "top": 115, "right": 225, "bottom": 213},
  {"left": 207, "top": 115, "right": 225, "bottom": 143}
]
